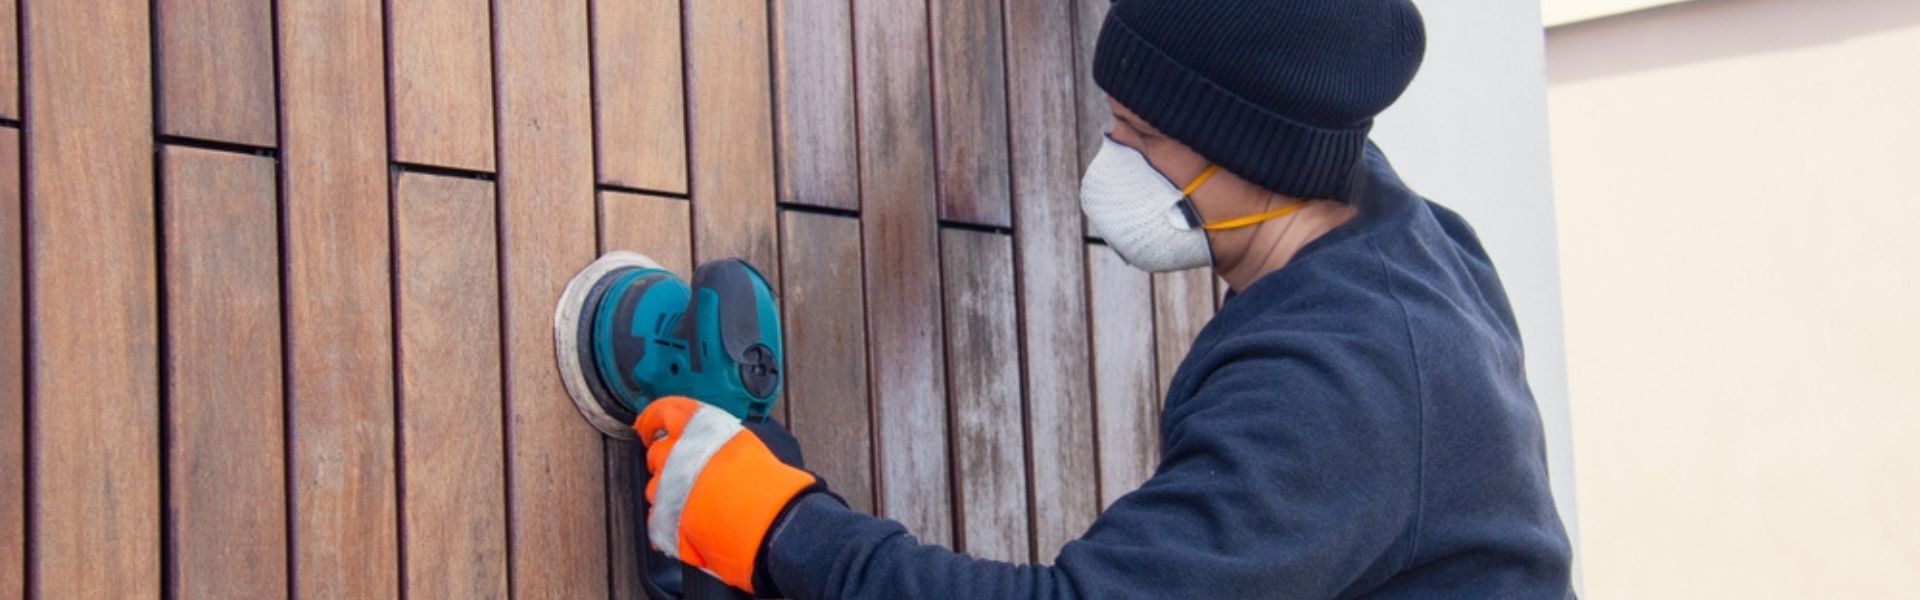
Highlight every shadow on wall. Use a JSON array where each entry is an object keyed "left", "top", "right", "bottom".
[{"left": 1548, "top": 0, "right": 1920, "bottom": 85}]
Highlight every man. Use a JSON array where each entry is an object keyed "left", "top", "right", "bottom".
[{"left": 635, "top": 0, "right": 1576, "bottom": 597}]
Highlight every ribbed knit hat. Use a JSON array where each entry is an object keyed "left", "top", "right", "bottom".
[{"left": 1093, "top": 0, "right": 1426, "bottom": 201}]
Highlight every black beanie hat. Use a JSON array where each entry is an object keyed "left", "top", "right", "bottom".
[{"left": 1093, "top": 0, "right": 1427, "bottom": 201}]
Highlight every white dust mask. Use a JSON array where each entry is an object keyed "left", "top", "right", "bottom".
[{"left": 1079, "top": 135, "right": 1214, "bottom": 273}]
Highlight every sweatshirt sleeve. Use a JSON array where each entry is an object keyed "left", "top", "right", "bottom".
[{"left": 765, "top": 351, "right": 1423, "bottom": 600}]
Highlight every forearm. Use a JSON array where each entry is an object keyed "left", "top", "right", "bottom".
[{"left": 766, "top": 494, "right": 1085, "bottom": 600}]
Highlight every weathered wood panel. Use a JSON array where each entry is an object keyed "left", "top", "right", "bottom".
[
  {"left": 0, "top": 0, "right": 14, "bottom": 119},
  {"left": 598, "top": 191, "right": 692, "bottom": 600},
  {"left": 1004, "top": 0, "right": 1099, "bottom": 559},
  {"left": 494, "top": 1, "right": 608, "bottom": 595},
  {"left": 388, "top": 0, "right": 494, "bottom": 171},
  {"left": 940, "top": 229, "right": 1030, "bottom": 561},
  {"left": 771, "top": 2, "right": 859, "bottom": 211},
  {"left": 24, "top": 0, "right": 159, "bottom": 596},
  {"left": 1086, "top": 244, "right": 1158, "bottom": 509},
  {"left": 780, "top": 210, "right": 875, "bottom": 514},
  {"left": 0, "top": 128, "right": 22, "bottom": 600},
  {"left": 1153, "top": 269, "right": 1217, "bottom": 405},
  {"left": 157, "top": 0, "right": 277, "bottom": 146},
  {"left": 1072, "top": 0, "right": 1114, "bottom": 173},
  {"left": 855, "top": 0, "right": 953, "bottom": 545},
  {"left": 393, "top": 172, "right": 509, "bottom": 600},
  {"left": 160, "top": 147, "right": 287, "bottom": 598},
  {"left": 930, "top": 0, "right": 1012, "bottom": 227},
  {"left": 592, "top": 0, "right": 687, "bottom": 194},
  {"left": 278, "top": 0, "right": 399, "bottom": 596},
  {"left": 686, "top": 1, "right": 780, "bottom": 290}
]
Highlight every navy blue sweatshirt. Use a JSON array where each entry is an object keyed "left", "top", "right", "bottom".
[{"left": 766, "top": 144, "right": 1574, "bottom": 599}]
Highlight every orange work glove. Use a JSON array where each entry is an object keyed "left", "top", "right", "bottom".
[{"left": 636, "top": 396, "right": 817, "bottom": 594}]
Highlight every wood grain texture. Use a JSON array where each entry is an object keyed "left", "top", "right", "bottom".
[
  {"left": 940, "top": 229, "right": 1030, "bottom": 561},
  {"left": 771, "top": 1, "right": 858, "bottom": 211},
  {"left": 0, "top": 129, "right": 21, "bottom": 600},
  {"left": 597, "top": 191, "right": 691, "bottom": 600},
  {"left": 685, "top": 1, "right": 780, "bottom": 289},
  {"left": 1152, "top": 269, "right": 1216, "bottom": 406},
  {"left": 160, "top": 147, "right": 287, "bottom": 599},
  {"left": 1072, "top": 0, "right": 1113, "bottom": 174},
  {"left": 278, "top": 1, "right": 399, "bottom": 596},
  {"left": 1085, "top": 244, "right": 1158, "bottom": 510},
  {"left": 388, "top": 0, "right": 494, "bottom": 171},
  {"left": 24, "top": 0, "right": 159, "bottom": 596},
  {"left": 393, "top": 172, "right": 509, "bottom": 600},
  {"left": 0, "top": 1, "right": 19, "bottom": 119},
  {"left": 1004, "top": 0, "right": 1099, "bottom": 560},
  {"left": 592, "top": 0, "right": 686, "bottom": 193},
  {"left": 157, "top": 0, "right": 277, "bottom": 146},
  {"left": 855, "top": 0, "right": 953, "bottom": 546},
  {"left": 493, "top": 1, "right": 607, "bottom": 595},
  {"left": 780, "top": 210, "right": 875, "bottom": 514},
  {"left": 930, "top": 0, "right": 1011, "bottom": 227}
]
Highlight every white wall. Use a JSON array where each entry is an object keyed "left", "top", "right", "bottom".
[
  {"left": 1547, "top": 0, "right": 1920, "bottom": 596},
  {"left": 1370, "top": 0, "right": 1583, "bottom": 588},
  {"left": 1543, "top": 0, "right": 1692, "bottom": 26}
]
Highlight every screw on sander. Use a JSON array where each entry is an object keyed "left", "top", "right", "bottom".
[{"left": 553, "top": 252, "right": 785, "bottom": 600}]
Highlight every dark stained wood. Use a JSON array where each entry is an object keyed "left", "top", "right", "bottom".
[
  {"left": 854, "top": 0, "right": 953, "bottom": 546},
  {"left": 0, "top": 1, "right": 19, "bottom": 119},
  {"left": 685, "top": 1, "right": 780, "bottom": 291},
  {"left": 1003, "top": 0, "right": 1099, "bottom": 560},
  {"left": 779, "top": 210, "right": 875, "bottom": 514},
  {"left": 278, "top": 0, "right": 400, "bottom": 596},
  {"left": 0, "top": 129, "right": 22, "bottom": 600},
  {"left": 1085, "top": 244, "right": 1158, "bottom": 510},
  {"left": 592, "top": 0, "right": 687, "bottom": 194},
  {"left": 393, "top": 172, "right": 509, "bottom": 600},
  {"left": 160, "top": 146, "right": 287, "bottom": 598},
  {"left": 598, "top": 191, "right": 691, "bottom": 600},
  {"left": 771, "top": 1, "right": 859, "bottom": 211},
  {"left": 157, "top": 0, "right": 277, "bottom": 146},
  {"left": 1072, "top": 0, "right": 1114, "bottom": 173},
  {"left": 940, "top": 229, "right": 1029, "bottom": 561},
  {"left": 23, "top": 0, "right": 160, "bottom": 596},
  {"left": 494, "top": 1, "right": 608, "bottom": 595},
  {"left": 1152, "top": 269, "right": 1217, "bottom": 406},
  {"left": 930, "top": 0, "right": 1012, "bottom": 227},
  {"left": 388, "top": 0, "right": 494, "bottom": 171}
]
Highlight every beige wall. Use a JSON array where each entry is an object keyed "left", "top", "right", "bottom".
[
  {"left": 1544, "top": 0, "right": 1690, "bottom": 26},
  {"left": 1546, "top": 0, "right": 1920, "bottom": 596}
]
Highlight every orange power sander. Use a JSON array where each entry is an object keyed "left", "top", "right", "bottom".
[{"left": 552, "top": 251, "right": 783, "bottom": 600}]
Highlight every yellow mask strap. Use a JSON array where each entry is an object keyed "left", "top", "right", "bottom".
[
  {"left": 1180, "top": 165, "right": 1221, "bottom": 198},
  {"left": 1200, "top": 202, "right": 1307, "bottom": 231}
]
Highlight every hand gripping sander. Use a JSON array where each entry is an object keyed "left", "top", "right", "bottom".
[{"left": 552, "top": 251, "right": 783, "bottom": 600}]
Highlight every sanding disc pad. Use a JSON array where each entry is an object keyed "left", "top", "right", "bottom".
[{"left": 553, "top": 250, "right": 663, "bottom": 439}]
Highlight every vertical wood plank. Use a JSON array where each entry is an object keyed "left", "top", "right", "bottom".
[
  {"left": 493, "top": 0, "right": 607, "bottom": 595},
  {"left": 940, "top": 229, "right": 1029, "bottom": 561},
  {"left": 1152, "top": 269, "right": 1216, "bottom": 404},
  {"left": 160, "top": 147, "right": 287, "bottom": 599},
  {"left": 393, "top": 172, "right": 509, "bottom": 600},
  {"left": 23, "top": 0, "right": 159, "bottom": 596},
  {"left": 1071, "top": 0, "right": 1113, "bottom": 173},
  {"left": 278, "top": 0, "right": 399, "bottom": 596},
  {"left": 930, "top": 0, "right": 1012, "bottom": 227},
  {"left": 770, "top": 2, "right": 858, "bottom": 211},
  {"left": 1085, "top": 244, "right": 1157, "bottom": 509},
  {"left": 0, "top": 129, "right": 22, "bottom": 600},
  {"left": 388, "top": 0, "right": 494, "bottom": 171},
  {"left": 0, "top": 0, "right": 19, "bottom": 119},
  {"left": 780, "top": 210, "right": 875, "bottom": 514},
  {"left": 855, "top": 0, "right": 953, "bottom": 545},
  {"left": 685, "top": 1, "right": 779, "bottom": 289},
  {"left": 597, "top": 192, "right": 691, "bottom": 600},
  {"left": 156, "top": 0, "right": 277, "bottom": 146},
  {"left": 1003, "top": 0, "right": 1099, "bottom": 560},
  {"left": 591, "top": 0, "right": 686, "bottom": 194}
]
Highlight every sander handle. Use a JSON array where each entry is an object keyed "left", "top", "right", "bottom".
[{"left": 681, "top": 568, "right": 748, "bottom": 600}]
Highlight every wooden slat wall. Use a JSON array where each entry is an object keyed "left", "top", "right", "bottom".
[{"left": 6, "top": 2, "right": 1217, "bottom": 597}]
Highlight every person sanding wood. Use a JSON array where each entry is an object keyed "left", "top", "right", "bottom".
[{"left": 630, "top": 0, "right": 1575, "bottom": 597}]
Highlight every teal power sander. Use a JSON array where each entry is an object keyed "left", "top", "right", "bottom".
[{"left": 552, "top": 251, "right": 783, "bottom": 600}]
